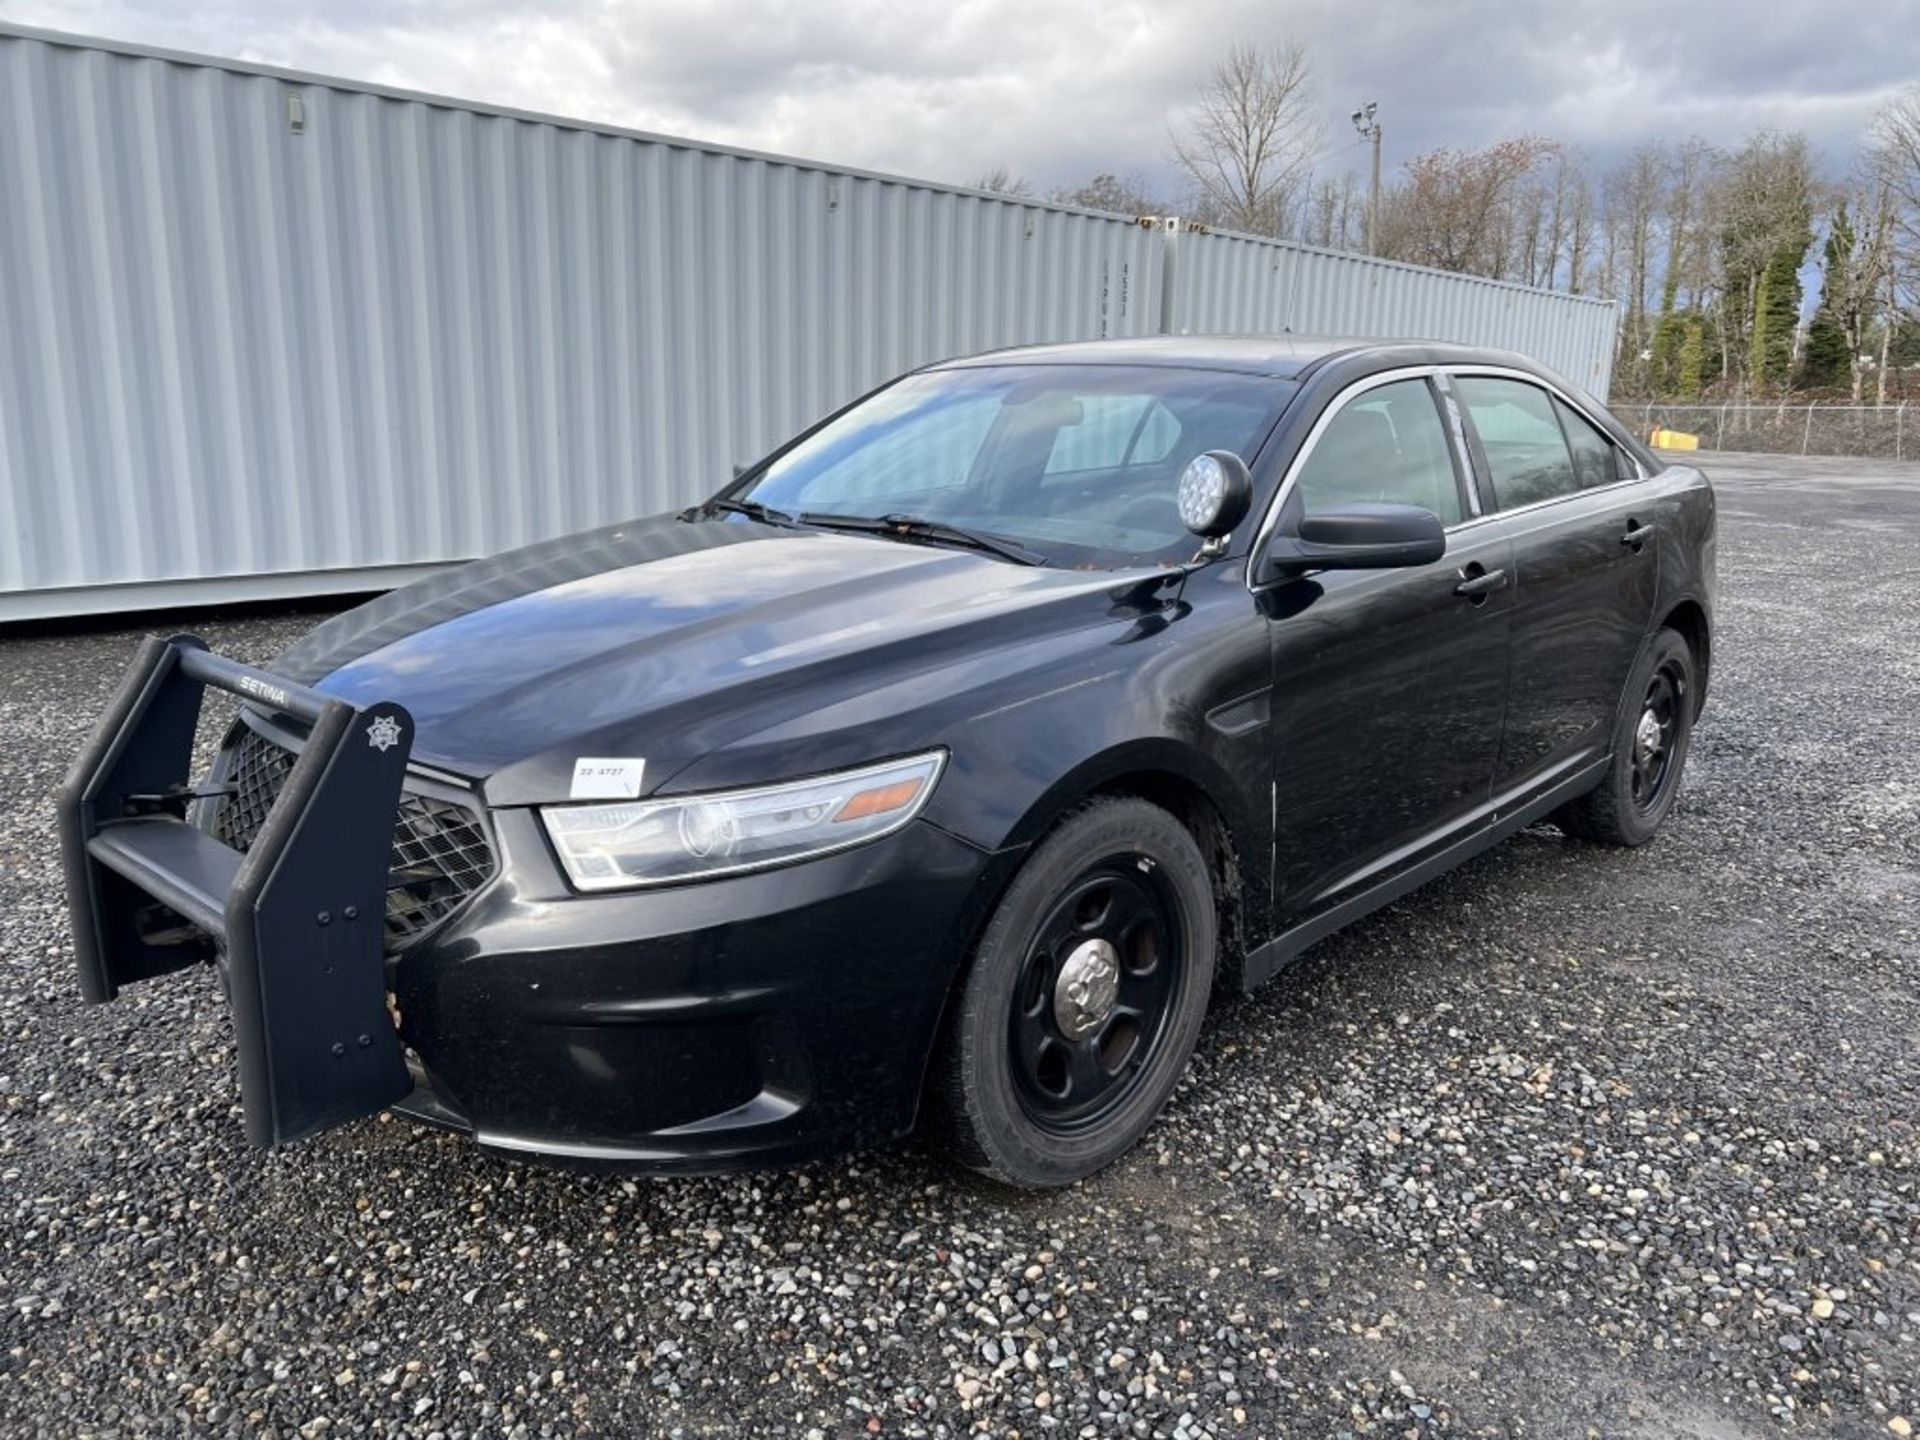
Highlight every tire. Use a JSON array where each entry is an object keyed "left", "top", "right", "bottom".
[
  {"left": 1553, "top": 627, "right": 1696, "bottom": 846},
  {"left": 936, "top": 796, "right": 1216, "bottom": 1188}
]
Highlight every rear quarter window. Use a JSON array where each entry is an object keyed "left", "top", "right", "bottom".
[
  {"left": 1454, "top": 376, "right": 1579, "bottom": 511},
  {"left": 1554, "top": 397, "right": 1628, "bottom": 490}
]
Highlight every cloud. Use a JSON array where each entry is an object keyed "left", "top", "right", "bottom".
[{"left": 5, "top": 0, "right": 1916, "bottom": 195}]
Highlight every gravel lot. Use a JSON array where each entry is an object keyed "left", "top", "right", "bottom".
[{"left": 2, "top": 450, "right": 1915, "bottom": 1438}]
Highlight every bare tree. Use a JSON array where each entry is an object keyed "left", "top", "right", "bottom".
[
  {"left": 1603, "top": 143, "right": 1666, "bottom": 391},
  {"left": 1562, "top": 158, "right": 1596, "bottom": 293},
  {"left": 1376, "top": 136, "right": 1557, "bottom": 276},
  {"left": 1644, "top": 139, "right": 1715, "bottom": 394},
  {"left": 1859, "top": 92, "right": 1920, "bottom": 402},
  {"left": 1303, "top": 172, "right": 1363, "bottom": 250},
  {"left": 1666, "top": 140, "right": 1719, "bottom": 307},
  {"left": 1505, "top": 150, "right": 1590, "bottom": 290},
  {"left": 1870, "top": 87, "right": 1920, "bottom": 343},
  {"left": 1833, "top": 184, "right": 1896, "bottom": 401},
  {"left": 970, "top": 166, "right": 1033, "bottom": 199},
  {"left": 1170, "top": 41, "right": 1322, "bottom": 237},
  {"left": 1051, "top": 171, "right": 1168, "bottom": 217},
  {"left": 1513, "top": 168, "right": 1554, "bottom": 286}
]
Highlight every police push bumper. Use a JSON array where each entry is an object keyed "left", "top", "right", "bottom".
[{"left": 58, "top": 635, "right": 414, "bottom": 1147}]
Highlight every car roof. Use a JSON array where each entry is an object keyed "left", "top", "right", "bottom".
[
  {"left": 923, "top": 335, "right": 1652, "bottom": 465},
  {"left": 931, "top": 334, "right": 1543, "bottom": 382}
]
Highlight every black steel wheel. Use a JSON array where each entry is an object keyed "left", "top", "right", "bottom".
[
  {"left": 1629, "top": 658, "right": 1684, "bottom": 816},
  {"left": 937, "top": 797, "right": 1216, "bottom": 1188},
  {"left": 1007, "top": 863, "right": 1183, "bottom": 1132},
  {"left": 1554, "top": 627, "right": 1697, "bottom": 846}
]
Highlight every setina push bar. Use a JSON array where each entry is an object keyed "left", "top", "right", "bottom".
[{"left": 57, "top": 634, "right": 415, "bottom": 1148}]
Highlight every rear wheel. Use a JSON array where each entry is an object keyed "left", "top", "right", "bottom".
[
  {"left": 1554, "top": 627, "right": 1696, "bottom": 846},
  {"left": 937, "top": 797, "right": 1216, "bottom": 1188}
]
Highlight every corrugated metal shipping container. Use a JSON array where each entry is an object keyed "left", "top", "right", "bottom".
[
  {"left": 1171, "top": 225, "right": 1619, "bottom": 396},
  {"left": 0, "top": 24, "right": 1163, "bottom": 619},
  {"left": 0, "top": 22, "right": 1618, "bottom": 620}
]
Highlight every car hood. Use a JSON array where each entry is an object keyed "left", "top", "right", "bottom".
[{"left": 279, "top": 515, "right": 1157, "bottom": 803}]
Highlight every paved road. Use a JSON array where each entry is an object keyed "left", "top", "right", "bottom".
[{"left": 1, "top": 452, "right": 1915, "bottom": 1437}]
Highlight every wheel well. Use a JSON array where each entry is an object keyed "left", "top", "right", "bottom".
[
  {"left": 1089, "top": 771, "right": 1248, "bottom": 996},
  {"left": 1659, "top": 600, "right": 1710, "bottom": 714},
  {"left": 911, "top": 767, "right": 1251, "bottom": 1132}
]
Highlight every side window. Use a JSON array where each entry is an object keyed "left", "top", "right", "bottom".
[
  {"left": 796, "top": 396, "right": 998, "bottom": 506},
  {"left": 1131, "top": 403, "right": 1181, "bottom": 464},
  {"left": 1292, "top": 379, "right": 1462, "bottom": 524},
  {"left": 1044, "top": 397, "right": 1182, "bottom": 473},
  {"left": 1453, "top": 377, "right": 1578, "bottom": 511},
  {"left": 1045, "top": 395, "right": 1148, "bottom": 473},
  {"left": 1554, "top": 398, "right": 1625, "bottom": 490}
]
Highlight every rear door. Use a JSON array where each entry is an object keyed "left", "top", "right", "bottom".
[
  {"left": 1447, "top": 372, "right": 1658, "bottom": 790},
  {"left": 1260, "top": 372, "right": 1514, "bottom": 920}
]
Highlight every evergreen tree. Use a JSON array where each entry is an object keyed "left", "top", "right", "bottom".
[
  {"left": 1650, "top": 311, "right": 1684, "bottom": 393},
  {"left": 1891, "top": 319, "right": 1920, "bottom": 370},
  {"left": 1800, "top": 310, "right": 1849, "bottom": 388},
  {"left": 1747, "top": 265, "right": 1773, "bottom": 387},
  {"left": 1749, "top": 233, "right": 1808, "bottom": 390},
  {"left": 1677, "top": 318, "right": 1706, "bottom": 397},
  {"left": 1798, "top": 204, "right": 1855, "bottom": 390}
]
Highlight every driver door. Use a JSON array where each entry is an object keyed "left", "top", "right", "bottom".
[{"left": 1259, "top": 374, "right": 1514, "bottom": 922}]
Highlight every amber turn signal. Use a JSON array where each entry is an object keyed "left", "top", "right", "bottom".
[{"left": 834, "top": 778, "right": 925, "bottom": 822}]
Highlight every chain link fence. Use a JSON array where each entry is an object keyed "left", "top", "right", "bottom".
[{"left": 1616, "top": 403, "right": 1916, "bottom": 461}]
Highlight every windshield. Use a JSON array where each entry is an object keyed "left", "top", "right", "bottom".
[{"left": 735, "top": 364, "right": 1289, "bottom": 568}]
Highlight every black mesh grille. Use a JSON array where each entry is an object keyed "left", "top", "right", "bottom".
[
  {"left": 211, "top": 727, "right": 295, "bottom": 852},
  {"left": 211, "top": 725, "right": 495, "bottom": 953},
  {"left": 384, "top": 796, "right": 495, "bottom": 948}
]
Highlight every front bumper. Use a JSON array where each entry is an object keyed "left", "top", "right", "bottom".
[
  {"left": 61, "top": 637, "right": 1005, "bottom": 1171},
  {"left": 390, "top": 809, "right": 1000, "bottom": 1172}
]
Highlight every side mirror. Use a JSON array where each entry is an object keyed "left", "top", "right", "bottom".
[
  {"left": 1260, "top": 502, "right": 1445, "bottom": 579},
  {"left": 1176, "top": 451, "right": 1253, "bottom": 539}
]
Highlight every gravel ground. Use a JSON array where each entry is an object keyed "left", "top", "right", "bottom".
[{"left": 2, "top": 450, "right": 1915, "bottom": 1438}]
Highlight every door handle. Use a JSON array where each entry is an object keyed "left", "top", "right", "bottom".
[
  {"left": 1621, "top": 519, "right": 1655, "bottom": 550},
  {"left": 1453, "top": 567, "right": 1508, "bottom": 599}
]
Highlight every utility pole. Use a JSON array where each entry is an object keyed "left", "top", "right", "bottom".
[{"left": 1351, "top": 101, "right": 1382, "bottom": 256}]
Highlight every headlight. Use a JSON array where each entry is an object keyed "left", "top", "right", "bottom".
[{"left": 540, "top": 751, "right": 946, "bottom": 890}]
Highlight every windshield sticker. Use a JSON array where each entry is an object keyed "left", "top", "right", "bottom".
[{"left": 571, "top": 757, "right": 646, "bottom": 800}]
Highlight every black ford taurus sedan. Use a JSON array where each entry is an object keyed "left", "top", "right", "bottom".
[{"left": 61, "top": 336, "right": 1713, "bottom": 1187}]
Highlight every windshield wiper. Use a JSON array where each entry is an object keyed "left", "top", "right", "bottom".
[
  {"left": 704, "top": 497, "right": 801, "bottom": 527},
  {"left": 799, "top": 512, "right": 1047, "bottom": 567}
]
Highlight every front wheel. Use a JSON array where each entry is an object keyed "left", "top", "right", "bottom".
[
  {"left": 1554, "top": 627, "right": 1697, "bottom": 846},
  {"left": 936, "top": 797, "right": 1216, "bottom": 1188}
]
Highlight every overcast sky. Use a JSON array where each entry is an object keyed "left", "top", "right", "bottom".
[{"left": 6, "top": 0, "right": 1918, "bottom": 198}]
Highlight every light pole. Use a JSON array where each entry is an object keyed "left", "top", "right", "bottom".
[{"left": 1350, "top": 101, "right": 1381, "bottom": 256}]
